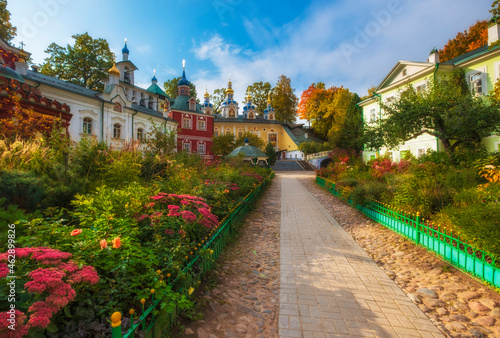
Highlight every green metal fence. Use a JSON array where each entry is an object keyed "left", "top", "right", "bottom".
[
  {"left": 316, "top": 176, "right": 500, "bottom": 288},
  {"left": 110, "top": 172, "right": 275, "bottom": 337}
]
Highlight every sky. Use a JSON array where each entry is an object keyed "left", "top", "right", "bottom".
[{"left": 7, "top": 0, "right": 494, "bottom": 117}]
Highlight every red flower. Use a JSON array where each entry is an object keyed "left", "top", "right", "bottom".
[{"left": 70, "top": 229, "right": 82, "bottom": 236}]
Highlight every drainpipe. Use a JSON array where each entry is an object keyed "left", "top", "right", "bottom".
[
  {"left": 132, "top": 110, "right": 138, "bottom": 139},
  {"left": 372, "top": 92, "right": 382, "bottom": 157},
  {"left": 433, "top": 63, "right": 440, "bottom": 152},
  {"left": 100, "top": 100, "right": 105, "bottom": 141}
]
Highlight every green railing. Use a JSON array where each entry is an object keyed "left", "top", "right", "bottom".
[
  {"left": 110, "top": 172, "right": 275, "bottom": 337},
  {"left": 316, "top": 176, "right": 500, "bottom": 288}
]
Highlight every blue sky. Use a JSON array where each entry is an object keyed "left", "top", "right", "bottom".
[{"left": 8, "top": 0, "right": 494, "bottom": 110}]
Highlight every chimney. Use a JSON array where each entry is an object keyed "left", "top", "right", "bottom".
[
  {"left": 488, "top": 16, "right": 500, "bottom": 46},
  {"left": 428, "top": 48, "right": 439, "bottom": 63}
]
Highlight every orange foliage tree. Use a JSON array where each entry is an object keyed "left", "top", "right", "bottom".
[
  {"left": 297, "top": 82, "right": 325, "bottom": 120},
  {"left": 439, "top": 20, "right": 488, "bottom": 62},
  {"left": 0, "top": 88, "right": 62, "bottom": 140}
]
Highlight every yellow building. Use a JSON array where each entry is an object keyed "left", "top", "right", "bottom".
[
  {"left": 213, "top": 78, "right": 324, "bottom": 159},
  {"left": 360, "top": 17, "right": 500, "bottom": 162}
]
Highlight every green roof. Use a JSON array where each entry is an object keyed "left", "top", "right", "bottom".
[
  {"left": 226, "top": 145, "right": 268, "bottom": 158},
  {"left": 171, "top": 95, "right": 203, "bottom": 114},
  {"left": 147, "top": 83, "right": 168, "bottom": 97}
]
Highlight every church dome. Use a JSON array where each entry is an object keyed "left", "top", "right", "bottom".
[
  {"left": 122, "top": 42, "right": 129, "bottom": 54},
  {"left": 108, "top": 62, "right": 120, "bottom": 77},
  {"left": 178, "top": 69, "right": 190, "bottom": 86}
]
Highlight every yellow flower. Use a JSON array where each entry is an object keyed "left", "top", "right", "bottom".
[{"left": 188, "top": 287, "right": 194, "bottom": 295}]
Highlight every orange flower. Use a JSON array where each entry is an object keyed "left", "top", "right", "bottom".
[
  {"left": 112, "top": 237, "right": 121, "bottom": 249},
  {"left": 100, "top": 239, "right": 107, "bottom": 250},
  {"left": 70, "top": 229, "right": 82, "bottom": 236}
]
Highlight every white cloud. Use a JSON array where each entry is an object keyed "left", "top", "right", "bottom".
[{"left": 191, "top": 0, "right": 492, "bottom": 104}]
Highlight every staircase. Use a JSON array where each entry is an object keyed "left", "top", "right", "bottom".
[
  {"left": 297, "top": 160, "right": 315, "bottom": 171},
  {"left": 272, "top": 160, "right": 305, "bottom": 171}
]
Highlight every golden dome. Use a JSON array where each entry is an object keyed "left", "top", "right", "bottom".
[
  {"left": 226, "top": 87, "right": 234, "bottom": 94},
  {"left": 108, "top": 62, "right": 120, "bottom": 77},
  {"left": 267, "top": 91, "right": 272, "bottom": 105},
  {"left": 204, "top": 89, "right": 210, "bottom": 98},
  {"left": 247, "top": 93, "right": 252, "bottom": 101}
]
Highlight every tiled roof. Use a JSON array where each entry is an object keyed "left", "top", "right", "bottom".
[
  {"left": 442, "top": 45, "right": 499, "bottom": 65},
  {"left": 23, "top": 70, "right": 101, "bottom": 100},
  {"left": 214, "top": 115, "right": 285, "bottom": 124},
  {"left": 170, "top": 95, "right": 203, "bottom": 114}
]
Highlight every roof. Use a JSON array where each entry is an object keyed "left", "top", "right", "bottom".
[
  {"left": 147, "top": 83, "right": 168, "bottom": 97},
  {"left": 441, "top": 44, "right": 498, "bottom": 65},
  {"left": 131, "top": 104, "right": 176, "bottom": 123},
  {"left": 214, "top": 115, "right": 286, "bottom": 124},
  {"left": 170, "top": 94, "right": 203, "bottom": 114},
  {"left": 23, "top": 70, "right": 101, "bottom": 100},
  {"left": 226, "top": 144, "right": 269, "bottom": 158},
  {"left": 283, "top": 125, "right": 325, "bottom": 145}
]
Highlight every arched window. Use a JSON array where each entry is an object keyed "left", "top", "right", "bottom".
[
  {"left": 137, "top": 128, "right": 144, "bottom": 140},
  {"left": 238, "top": 129, "right": 243, "bottom": 138},
  {"left": 83, "top": 117, "right": 92, "bottom": 135},
  {"left": 113, "top": 124, "right": 121, "bottom": 139}
]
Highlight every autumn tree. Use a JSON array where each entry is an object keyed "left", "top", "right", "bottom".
[
  {"left": 491, "top": 0, "right": 500, "bottom": 16},
  {"left": 438, "top": 20, "right": 488, "bottom": 62},
  {"left": 297, "top": 83, "right": 325, "bottom": 120},
  {"left": 0, "top": 89, "right": 62, "bottom": 141},
  {"left": 364, "top": 70, "right": 500, "bottom": 155},
  {"left": 246, "top": 81, "right": 272, "bottom": 115},
  {"left": 272, "top": 75, "right": 298, "bottom": 123},
  {"left": 163, "top": 77, "right": 198, "bottom": 101},
  {"left": 210, "top": 88, "right": 226, "bottom": 115},
  {"left": 0, "top": 0, "right": 16, "bottom": 42},
  {"left": 40, "top": 33, "right": 115, "bottom": 91}
]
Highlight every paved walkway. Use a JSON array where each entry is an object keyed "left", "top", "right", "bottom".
[{"left": 278, "top": 173, "right": 444, "bottom": 338}]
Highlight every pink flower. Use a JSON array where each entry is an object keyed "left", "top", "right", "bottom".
[
  {"left": 167, "top": 205, "right": 180, "bottom": 212},
  {"left": 70, "top": 229, "right": 82, "bottom": 236},
  {"left": 0, "top": 263, "right": 9, "bottom": 278},
  {"left": 100, "top": 239, "right": 107, "bottom": 250},
  {"left": 165, "top": 229, "right": 175, "bottom": 236},
  {"left": 181, "top": 210, "right": 197, "bottom": 223}
]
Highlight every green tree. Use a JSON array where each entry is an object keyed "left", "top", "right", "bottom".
[
  {"left": 163, "top": 77, "right": 198, "bottom": 102},
  {"left": 298, "top": 141, "right": 330, "bottom": 155},
  {"left": 265, "top": 142, "right": 278, "bottom": 166},
  {"left": 246, "top": 81, "right": 272, "bottom": 115},
  {"left": 273, "top": 75, "right": 298, "bottom": 123},
  {"left": 143, "top": 121, "right": 177, "bottom": 156},
  {"left": 210, "top": 88, "right": 226, "bottom": 115},
  {"left": 235, "top": 132, "right": 265, "bottom": 150},
  {"left": 211, "top": 133, "right": 235, "bottom": 156},
  {"left": 40, "top": 33, "right": 114, "bottom": 91},
  {"left": 0, "top": 0, "right": 16, "bottom": 42},
  {"left": 491, "top": 0, "right": 500, "bottom": 16},
  {"left": 364, "top": 69, "right": 500, "bottom": 155},
  {"left": 333, "top": 93, "right": 363, "bottom": 151}
]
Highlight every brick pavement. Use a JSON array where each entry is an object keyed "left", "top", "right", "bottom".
[{"left": 278, "top": 172, "right": 444, "bottom": 338}]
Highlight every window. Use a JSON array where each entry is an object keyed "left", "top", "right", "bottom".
[
  {"left": 198, "top": 143, "right": 206, "bottom": 155},
  {"left": 83, "top": 117, "right": 92, "bottom": 135},
  {"left": 469, "top": 73, "right": 483, "bottom": 96},
  {"left": 238, "top": 129, "right": 243, "bottom": 138},
  {"left": 189, "top": 100, "right": 195, "bottom": 111},
  {"left": 214, "top": 128, "right": 219, "bottom": 137},
  {"left": 369, "top": 154, "right": 376, "bottom": 161},
  {"left": 369, "top": 108, "right": 376, "bottom": 122},
  {"left": 113, "top": 124, "right": 121, "bottom": 139},
  {"left": 137, "top": 128, "right": 144, "bottom": 141},
  {"left": 268, "top": 133, "right": 277, "bottom": 147},
  {"left": 183, "top": 117, "right": 191, "bottom": 129},
  {"left": 183, "top": 142, "right": 191, "bottom": 152},
  {"left": 226, "top": 128, "right": 232, "bottom": 134},
  {"left": 198, "top": 120, "right": 206, "bottom": 131},
  {"left": 400, "top": 150, "right": 410, "bottom": 159},
  {"left": 417, "top": 148, "right": 426, "bottom": 158}
]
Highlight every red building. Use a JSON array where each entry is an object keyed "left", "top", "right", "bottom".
[
  {"left": 0, "top": 39, "right": 73, "bottom": 134},
  {"left": 168, "top": 66, "right": 214, "bottom": 159}
]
